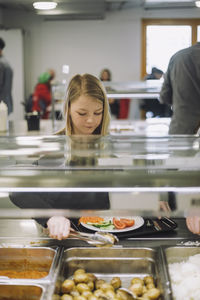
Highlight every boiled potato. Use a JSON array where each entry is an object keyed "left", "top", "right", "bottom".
[
  {"left": 61, "top": 295, "right": 73, "bottom": 300},
  {"left": 74, "top": 273, "right": 89, "bottom": 284},
  {"left": 131, "top": 278, "right": 144, "bottom": 286},
  {"left": 87, "top": 281, "right": 94, "bottom": 291},
  {"left": 88, "top": 295, "right": 98, "bottom": 300},
  {"left": 100, "top": 283, "right": 114, "bottom": 292},
  {"left": 74, "top": 269, "right": 86, "bottom": 275},
  {"left": 87, "top": 273, "right": 97, "bottom": 282},
  {"left": 146, "top": 288, "right": 160, "bottom": 300},
  {"left": 62, "top": 279, "right": 75, "bottom": 293},
  {"left": 129, "top": 283, "right": 143, "bottom": 297},
  {"left": 105, "top": 289, "right": 116, "bottom": 300},
  {"left": 95, "top": 279, "right": 106, "bottom": 289},
  {"left": 142, "top": 286, "right": 148, "bottom": 294},
  {"left": 82, "top": 290, "right": 93, "bottom": 299},
  {"left": 74, "top": 296, "right": 87, "bottom": 300},
  {"left": 116, "top": 289, "right": 132, "bottom": 300},
  {"left": 70, "top": 288, "right": 80, "bottom": 297},
  {"left": 76, "top": 283, "right": 90, "bottom": 294},
  {"left": 138, "top": 295, "right": 150, "bottom": 300},
  {"left": 93, "top": 289, "right": 105, "bottom": 298},
  {"left": 110, "top": 277, "right": 121, "bottom": 289},
  {"left": 143, "top": 276, "right": 154, "bottom": 285},
  {"left": 146, "top": 283, "right": 155, "bottom": 290}
]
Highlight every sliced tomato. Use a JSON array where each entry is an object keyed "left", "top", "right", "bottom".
[
  {"left": 113, "top": 218, "right": 126, "bottom": 229},
  {"left": 120, "top": 218, "right": 135, "bottom": 227}
]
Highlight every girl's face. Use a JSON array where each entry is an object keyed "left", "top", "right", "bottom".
[{"left": 69, "top": 95, "right": 103, "bottom": 135}]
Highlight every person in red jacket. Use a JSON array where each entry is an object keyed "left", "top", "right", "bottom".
[{"left": 32, "top": 71, "right": 54, "bottom": 119}]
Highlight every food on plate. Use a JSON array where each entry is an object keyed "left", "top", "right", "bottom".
[
  {"left": 79, "top": 217, "right": 135, "bottom": 231},
  {"left": 60, "top": 269, "right": 161, "bottom": 300},
  {"left": 79, "top": 217, "right": 104, "bottom": 224},
  {"left": 113, "top": 218, "right": 126, "bottom": 229},
  {"left": 120, "top": 218, "right": 135, "bottom": 227}
]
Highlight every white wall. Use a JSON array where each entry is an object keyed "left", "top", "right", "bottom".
[
  {"left": 2, "top": 6, "right": 200, "bottom": 118},
  {"left": 3, "top": 7, "right": 142, "bottom": 95}
]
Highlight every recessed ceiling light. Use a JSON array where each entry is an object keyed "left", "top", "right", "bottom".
[
  {"left": 196, "top": 1, "right": 200, "bottom": 7},
  {"left": 33, "top": 1, "right": 57, "bottom": 10}
]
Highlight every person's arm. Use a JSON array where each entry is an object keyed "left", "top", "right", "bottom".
[
  {"left": 9, "top": 192, "right": 53, "bottom": 228},
  {"left": 10, "top": 192, "right": 71, "bottom": 240},
  {"left": 186, "top": 216, "right": 200, "bottom": 235},
  {"left": 159, "top": 61, "right": 173, "bottom": 106}
]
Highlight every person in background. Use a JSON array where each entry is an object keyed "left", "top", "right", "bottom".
[
  {"left": 159, "top": 43, "right": 200, "bottom": 134},
  {"left": 32, "top": 70, "right": 55, "bottom": 119},
  {"left": 140, "top": 67, "right": 172, "bottom": 119},
  {"left": 11, "top": 73, "right": 111, "bottom": 240},
  {"left": 99, "top": 68, "right": 119, "bottom": 119},
  {"left": 0, "top": 37, "right": 13, "bottom": 115},
  {"left": 160, "top": 43, "right": 200, "bottom": 235}
]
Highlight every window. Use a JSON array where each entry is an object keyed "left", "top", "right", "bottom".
[{"left": 142, "top": 19, "right": 200, "bottom": 78}]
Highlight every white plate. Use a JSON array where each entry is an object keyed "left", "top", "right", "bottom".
[{"left": 81, "top": 216, "right": 144, "bottom": 233}]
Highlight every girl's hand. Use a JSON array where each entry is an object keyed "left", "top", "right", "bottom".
[
  {"left": 47, "top": 216, "right": 71, "bottom": 240},
  {"left": 186, "top": 216, "right": 200, "bottom": 235}
]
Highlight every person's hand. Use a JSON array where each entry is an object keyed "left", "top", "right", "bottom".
[
  {"left": 186, "top": 216, "right": 200, "bottom": 235},
  {"left": 159, "top": 201, "right": 171, "bottom": 212},
  {"left": 47, "top": 216, "right": 71, "bottom": 240}
]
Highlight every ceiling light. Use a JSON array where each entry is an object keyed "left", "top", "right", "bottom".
[
  {"left": 195, "top": 1, "right": 200, "bottom": 7},
  {"left": 33, "top": 1, "right": 57, "bottom": 10}
]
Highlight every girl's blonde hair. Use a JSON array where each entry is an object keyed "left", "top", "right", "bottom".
[{"left": 59, "top": 73, "right": 110, "bottom": 136}]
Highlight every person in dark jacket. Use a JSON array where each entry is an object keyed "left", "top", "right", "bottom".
[
  {"left": 11, "top": 73, "right": 111, "bottom": 240},
  {"left": 0, "top": 37, "right": 13, "bottom": 114},
  {"left": 160, "top": 43, "right": 200, "bottom": 134},
  {"left": 160, "top": 43, "right": 200, "bottom": 235}
]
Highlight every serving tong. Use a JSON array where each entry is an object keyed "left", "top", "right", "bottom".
[{"left": 69, "top": 228, "right": 119, "bottom": 245}]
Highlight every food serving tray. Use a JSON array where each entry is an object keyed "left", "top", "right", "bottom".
[
  {"left": 0, "top": 247, "right": 60, "bottom": 283},
  {"left": 51, "top": 247, "right": 171, "bottom": 300},
  {"left": 0, "top": 283, "right": 45, "bottom": 300},
  {"left": 161, "top": 246, "right": 200, "bottom": 300}
]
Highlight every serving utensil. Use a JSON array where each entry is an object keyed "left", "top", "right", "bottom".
[
  {"left": 69, "top": 229, "right": 119, "bottom": 245},
  {"left": 152, "top": 220, "right": 162, "bottom": 231},
  {"left": 119, "top": 288, "right": 137, "bottom": 299}
]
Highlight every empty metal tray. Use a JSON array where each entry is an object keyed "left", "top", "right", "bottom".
[{"left": 164, "top": 246, "right": 200, "bottom": 264}]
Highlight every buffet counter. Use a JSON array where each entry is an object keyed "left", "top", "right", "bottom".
[
  {"left": 0, "top": 219, "right": 198, "bottom": 300},
  {"left": 0, "top": 134, "right": 199, "bottom": 299}
]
